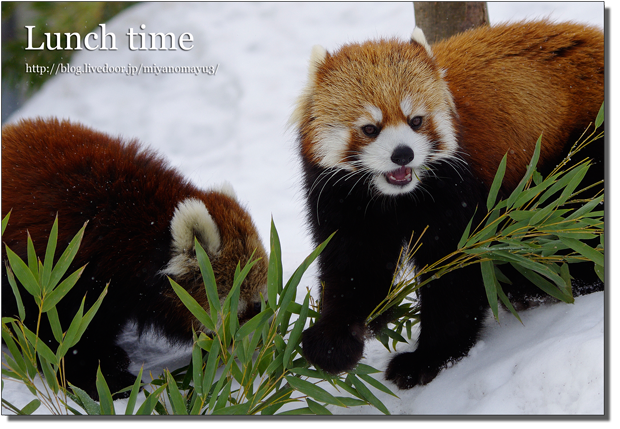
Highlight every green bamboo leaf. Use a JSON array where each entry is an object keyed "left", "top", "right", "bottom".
[
  {"left": 235, "top": 308, "right": 273, "bottom": 341},
  {"left": 96, "top": 365, "right": 115, "bottom": 415},
  {"left": 124, "top": 366, "right": 144, "bottom": 415},
  {"left": 38, "top": 356, "right": 59, "bottom": 395},
  {"left": 48, "top": 221, "right": 87, "bottom": 289},
  {"left": 5, "top": 245, "right": 41, "bottom": 302},
  {"left": 74, "top": 284, "right": 108, "bottom": 345},
  {"left": 284, "top": 375, "right": 343, "bottom": 406},
  {"left": 481, "top": 260, "right": 499, "bottom": 321},
  {"left": 212, "top": 402, "right": 252, "bottom": 415},
  {"left": 213, "top": 378, "right": 232, "bottom": 412},
  {"left": 559, "top": 236, "right": 604, "bottom": 267},
  {"left": 358, "top": 373, "right": 398, "bottom": 398},
  {"left": 457, "top": 215, "right": 475, "bottom": 249},
  {"left": 566, "top": 194, "right": 604, "bottom": 220},
  {"left": 507, "top": 135, "right": 542, "bottom": 208},
  {"left": 194, "top": 239, "right": 221, "bottom": 322},
  {"left": 26, "top": 233, "right": 38, "bottom": 277},
  {"left": 268, "top": 218, "right": 283, "bottom": 310},
  {"left": 594, "top": 264, "right": 604, "bottom": 282},
  {"left": 41, "top": 265, "right": 86, "bottom": 312},
  {"left": 46, "top": 306, "right": 63, "bottom": 344},
  {"left": 283, "top": 293, "right": 309, "bottom": 370},
  {"left": 496, "top": 283, "right": 522, "bottom": 324},
  {"left": 23, "top": 325, "right": 58, "bottom": 365},
  {"left": 510, "top": 263, "right": 573, "bottom": 303},
  {"left": 306, "top": 398, "right": 332, "bottom": 415},
  {"left": 166, "top": 370, "right": 188, "bottom": 415},
  {"left": 4, "top": 262, "right": 26, "bottom": 321},
  {"left": 595, "top": 102, "right": 604, "bottom": 128},
  {"left": 168, "top": 278, "right": 215, "bottom": 332},
  {"left": 56, "top": 298, "right": 86, "bottom": 360},
  {"left": 1, "top": 325, "right": 27, "bottom": 375},
  {"left": 277, "top": 407, "right": 312, "bottom": 415},
  {"left": 190, "top": 337, "right": 204, "bottom": 398},
  {"left": 69, "top": 384, "right": 101, "bottom": 415},
  {"left": 1, "top": 211, "right": 10, "bottom": 236},
  {"left": 202, "top": 339, "right": 221, "bottom": 397},
  {"left": 349, "top": 374, "right": 390, "bottom": 415},
  {"left": 487, "top": 153, "right": 507, "bottom": 210},
  {"left": 136, "top": 384, "right": 167, "bottom": 415},
  {"left": 41, "top": 214, "right": 59, "bottom": 293},
  {"left": 255, "top": 387, "right": 293, "bottom": 415},
  {"left": 18, "top": 399, "right": 41, "bottom": 415}
]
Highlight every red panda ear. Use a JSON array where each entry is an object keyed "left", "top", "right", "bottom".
[
  {"left": 161, "top": 198, "right": 221, "bottom": 277},
  {"left": 410, "top": 27, "right": 433, "bottom": 57},
  {"left": 289, "top": 44, "right": 328, "bottom": 128},
  {"left": 214, "top": 181, "right": 237, "bottom": 200}
]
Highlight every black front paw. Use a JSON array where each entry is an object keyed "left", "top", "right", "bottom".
[
  {"left": 385, "top": 350, "right": 442, "bottom": 389},
  {"left": 302, "top": 320, "right": 365, "bottom": 374}
]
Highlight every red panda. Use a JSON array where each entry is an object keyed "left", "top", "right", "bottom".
[
  {"left": 291, "top": 21, "right": 604, "bottom": 389},
  {"left": 2, "top": 117, "right": 268, "bottom": 398}
]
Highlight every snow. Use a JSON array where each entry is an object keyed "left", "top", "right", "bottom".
[{"left": 1, "top": 1, "right": 612, "bottom": 421}]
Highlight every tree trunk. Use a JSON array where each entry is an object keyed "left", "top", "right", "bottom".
[{"left": 413, "top": 2, "right": 489, "bottom": 44}]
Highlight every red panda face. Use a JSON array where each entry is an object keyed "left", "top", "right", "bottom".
[{"left": 292, "top": 36, "right": 459, "bottom": 196}]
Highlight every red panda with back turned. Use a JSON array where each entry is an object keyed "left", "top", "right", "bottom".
[
  {"left": 2, "top": 118, "right": 268, "bottom": 398},
  {"left": 291, "top": 21, "right": 604, "bottom": 388}
]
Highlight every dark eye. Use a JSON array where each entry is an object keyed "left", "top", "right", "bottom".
[
  {"left": 409, "top": 116, "right": 423, "bottom": 130},
  {"left": 361, "top": 124, "right": 380, "bottom": 137}
]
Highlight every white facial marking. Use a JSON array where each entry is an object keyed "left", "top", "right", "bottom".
[
  {"left": 400, "top": 97, "right": 415, "bottom": 118},
  {"left": 315, "top": 125, "right": 353, "bottom": 170}
]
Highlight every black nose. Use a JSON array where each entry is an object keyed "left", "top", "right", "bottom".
[{"left": 391, "top": 145, "right": 414, "bottom": 166}]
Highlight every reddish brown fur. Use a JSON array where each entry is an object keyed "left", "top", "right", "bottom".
[
  {"left": 432, "top": 20, "right": 604, "bottom": 189},
  {"left": 2, "top": 117, "right": 267, "bottom": 333}
]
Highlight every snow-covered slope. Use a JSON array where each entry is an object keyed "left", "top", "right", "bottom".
[{"left": 2, "top": 1, "right": 608, "bottom": 417}]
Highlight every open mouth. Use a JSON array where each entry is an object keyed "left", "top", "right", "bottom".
[{"left": 385, "top": 166, "right": 413, "bottom": 186}]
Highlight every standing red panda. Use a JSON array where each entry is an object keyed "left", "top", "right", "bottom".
[
  {"left": 291, "top": 21, "right": 604, "bottom": 388},
  {"left": 2, "top": 117, "right": 268, "bottom": 398}
]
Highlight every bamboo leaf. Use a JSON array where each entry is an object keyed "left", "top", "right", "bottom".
[
  {"left": 124, "top": 366, "right": 144, "bottom": 415},
  {"left": 136, "top": 385, "right": 167, "bottom": 415},
  {"left": 283, "top": 292, "right": 309, "bottom": 370},
  {"left": 48, "top": 221, "right": 87, "bottom": 289},
  {"left": 69, "top": 384, "right": 101, "bottom": 415},
  {"left": 1, "top": 211, "right": 10, "bottom": 236},
  {"left": 5, "top": 245, "right": 41, "bottom": 302},
  {"left": 559, "top": 236, "right": 604, "bottom": 267},
  {"left": 487, "top": 154, "right": 507, "bottom": 210},
  {"left": 168, "top": 278, "right": 215, "bottom": 332},
  {"left": 595, "top": 102, "right": 604, "bottom": 128},
  {"left": 194, "top": 239, "right": 221, "bottom": 322},
  {"left": 4, "top": 262, "right": 26, "bottom": 321},
  {"left": 166, "top": 370, "right": 188, "bottom": 415},
  {"left": 481, "top": 260, "right": 499, "bottom": 321},
  {"left": 96, "top": 365, "right": 115, "bottom": 415},
  {"left": 41, "top": 214, "right": 59, "bottom": 293},
  {"left": 306, "top": 398, "right": 332, "bottom": 415},
  {"left": 41, "top": 265, "right": 86, "bottom": 312},
  {"left": 349, "top": 374, "right": 390, "bottom": 415},
  {"left": 357, "top": 373, "right": 398, "bottom": 398},
  {"left": 284, "top": 375, "right": 343, "bottom": 406},
  {"left": 268, "top": 217, "right": 283, "bottom": 310},
  {"left": 507, "top": 135, "right": 542, "bottom": 208}
]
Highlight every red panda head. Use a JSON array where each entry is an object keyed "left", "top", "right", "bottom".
[
  {"left": 161, "top": 183, "right": 268, "bottom": 331},
  {"left": 291, "top": 28, "right": 459, "bottom": 196}
]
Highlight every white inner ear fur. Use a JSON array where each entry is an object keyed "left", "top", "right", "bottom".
[
  {"left": 170, "top": 198, "right": 221, "bottom": 256},
  {"left": 411, "top": 27, "right": 433, "bottom": 56},
  {"left": 215, "top": 181, "right": 237, "bottom": 200}
]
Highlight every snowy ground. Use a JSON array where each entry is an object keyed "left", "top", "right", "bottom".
[{"left": 1, "top": 1, "right": 612, "bottom": 421}]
